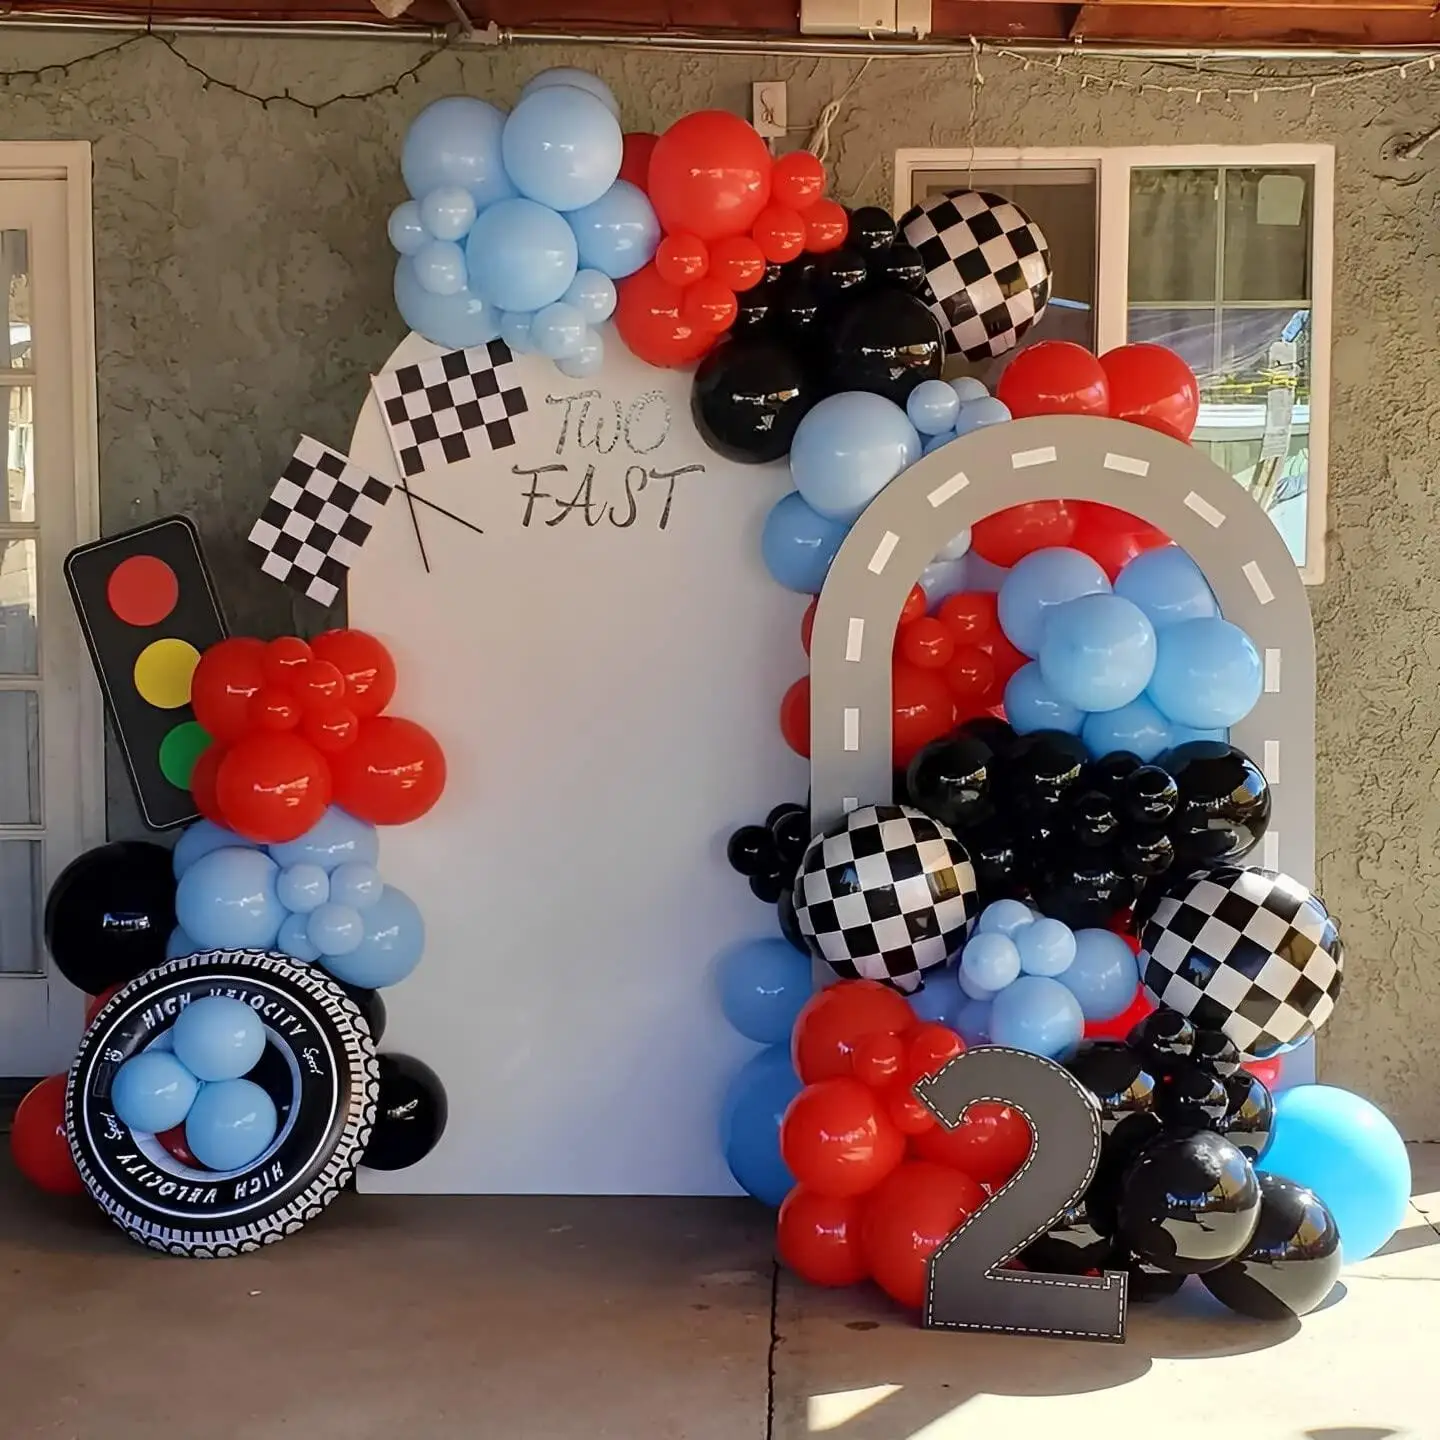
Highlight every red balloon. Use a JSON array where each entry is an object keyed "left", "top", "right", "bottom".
[
  {"left": 792, "top": 979, "right": 916, "bottom": 1084},
  {"left": 10, "top": 1075, "right": 84, "bottom": 1196},
  {"left": 911, "top": 1101, "right": 1032, "bottom": 1190},
  {"left": 618, "top": 131, "right": 658, "bottom": 191},
  {"left": 189, "top": 742, "right": 227, "bottom": 825},
  {"left": 1101, "top": 342, "right": 1200, "bottom": 441},
  {"left": 897, "top": 617, "right": 954, "bottom": 670},
  {"left": 851, "top": 1030, "right": 907, "bottom": 1089},
  {"left": 263, "top": 635, "right": 313, "bottom": 689},
  {"left": 941, "top": 645, "right": 1000, "bottom": 707},
  {"left": 771, "top": 150, "right": 827, "bottom": 211},
  {"left": 803, "top": 198, "right": 849, "bottom": 254},
  {"left": 996, "top": 341, "right": 1110, "bottom": 420},
  {"left": 892, "top": 661, "right": 956, "bottom": 770},
  {"left": 190, "top": 637, "right": 267, "bottom": 744},
  {"left": 1242, "top": 1055, "right": 1285, "bottom": 1088},
  {"left": 85, "top": 984, "right": 123, "bottom": 1027},
  {"left": 248, "top": 687, "right": 301, "bottom": 733},
  {"left": 709, "top": 235, "right": 767, "bottom": 293},
  {"left": 936, "top": 591, "right": 1000, "bottom": 646},
  {"left": 971, "top": 500, "right": 1079, "bottom": 568},
  {"left": 1070, "top": 502, "right": 1171, "bottom": 581},
  {"left": 330, "top": 715, "right": 447, "bottom": 826},
  {"left": 884, "top": 1086, "right": 937, "bottom": 1136},
  {"left": 301, "top": 702, "right": 361, "bottom": 754},
  {"left": 800, "top": 598, "right": 817, "bottom": 656},
  {"left": 752, "top": 204, "right": 807, "bottom": 264},
  {"left": 157, "top": 1124, "right": 200, "bottom": 1169},
  {"left": 1083, "top": 986, "right": 1153, "bottom": 1042},
  {"left": 681, "top": 277, "right": 738, "bottom": 334},
  {"left": 615, "top": 264, "right": 713, "bottom": 369},
  {"left": 310, "top": 630, "right": 397, "bottom": 720},
  {"left": 777, "top": 1186, "right": 870, "bottom": 1287},
  {"left": 862, "top": 1161, "right": 987, "bottom": 1310},
  {"left": 781, "top": 1078, "right": 906, "bottom": 1198},
  {"left": 779, "top": 676, "right": 810, "bottom": 759},
  {"left": 899, "top": 584, "right": 928, "bottom": 626},
  {"left": 655, "top": 232, "right": 709, "bottom": 286},
  {"left": 906, "top": 1022, "right": 965, "bottom": 1084},
  {"left": 647, "top": 111, "right": 772, "bottom": 242},
  {"left": 986, "top": 630, "right": 1028, "bottom": 684},
  {"left": 215, "top": 732, "right": 332, "bottom": 844},
  {"left": 289, "top": 658, "right": 347, "bottom": 710}
]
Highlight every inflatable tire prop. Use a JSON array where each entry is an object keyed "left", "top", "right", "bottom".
[{"left": 67, "top": 951, "right": 379, "bottom": 1257}]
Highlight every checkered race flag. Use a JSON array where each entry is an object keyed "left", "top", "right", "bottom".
[
  {"left": 248, "top": 437, "right": 392, "bottom": 607},
  {"left": 372, "top": 341, "right": 529, "bottom": 480}
]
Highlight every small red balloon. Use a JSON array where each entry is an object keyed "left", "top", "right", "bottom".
[
  {"left": 190, "top": 637, "right": 267, "bottom": 744},
  {"left": 942, "top": 645, "right": 1000, "bottom": 707},
  {"left": 1242, "top": 1055, "right": 1285, "bottom": 1088},
  {"left": 800, "top": 598, "right": 818, "bottom": 656},
  {"left": 655, "top": 232, "right": 709, "bottom": 286},
  {"left": 781, "top": 1078, "right": 906, "bottom": 1198},
  {"left": 911, "top": 1101, "right": 1033, "bottom": 1190},
  {"left": 681, "top": 277, "right": 738, "bottom": 334},
  {"left": 897, "top": 616, "right": 954, "bottom": 670},
  {"left": 936, "top": 591, "right": 1000, "bottom": 646},
  {"left": 1083, "top": 986, "right": 1153, "bottom": 1042},
  {"left": 997, "top": 341, "right": 1110, "bottom": 420},
  {"left": 862, "top": 1161, "right": 987, "bottom": 1310},
  {"left": 310, "top": 630, "right": 397, "bottom": 720},
  {"left": 792, "top": 980, "right": 916, "bottom": 1085},
  {"left": 618, "top": 131, "right": 658, "bottom": 191},
  {"left": 851, "top": 1031, "right": 907, "bottom": 1089},
  {"left": 752, "top": 204, "right": 807, "bottom": 264},
  {"left": 10, "top": 1075, "right": 85, "bottom": 1196},
  {"left": 301, "top": 703, "right": 361, "bottom": 754},
  {"left": 1101, "top": 342, "right": 1200, "bottom": 441},
  {"left": 647, "top": 110, "right": 773, "bottom": 242},
  {"left": 157, "top": 1123, "right": 201, "bottom": 1168},
  {"left": 189, "top": 742, "right": 227, "bottom": 825},
  {"left": 262, "top": 635, "right": 313, "bottom": 689},
  {"left": 777, "top": 1186, "right": 870, "bottom": 1287},
  {"left": 248, "top": 687, "right": 301, "bottom": 733},
  {"left": 905, "top": 1023, "right": 965, "bottom": 1084},
  {"left": 614, "top": 263, "right": 713, "bottom": 369},
  {"left": 215, "top": 732, "right": 332, "bottom": 844},
  {"left": 971, "top": 500, "right": 1080, "bottom": 568},
  {"left": 899, "top": 584, "right": 928, "bottom": 626},
  {"left": 803, "top": 198, "right": 849, "bottom": 254},
  {"left": 288, "top": 658, "right": 347, "bottom": 710},
  {"left": 708, "top": 235, "right": 768, "bottom": 293},
  {"left": 771, "top": 150, "right": 827, "bottom": 211},
  {"left": 330, "top": 715, "right": 447, "bottom": 826},
  {"left": 892, "top": 662, "right": 956, "bottom": 770},
  {"left": 779, "top": 676, "right": 810, "bottom": 759},
  {"left": 884, "top": 1087, "right": 937, "bottom": 1136}
]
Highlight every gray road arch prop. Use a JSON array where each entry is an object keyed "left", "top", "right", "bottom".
[{"left": 808, "top": 414, "right": 1317, "bottom": 888}]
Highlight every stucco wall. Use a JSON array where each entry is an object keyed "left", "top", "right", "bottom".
[{"left": 1, "top": 32, "right": 1434, "bottom": 1133}]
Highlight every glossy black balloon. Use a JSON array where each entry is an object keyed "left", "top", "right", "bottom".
[
  {"left": 821, "top": 289, "right": 944, "bottom": 405},
  {"left": 812, "top": 247, "right": 869, "bottom": 300},
  {"left": 1122, "top": 765, "right": 1179, "bottom": 826},
  {"left": 692, "top": 338, "right": 817, "bottom": 463},
  {"left": 906, "top": 732, "right": 1004, "bottom": 831},
  {"left": 245, "top": 1042, "right": 296, "bottom": 1124},
  {"left": 1190, "top": 1028, "right": 1242, "bottom": 1077},
  {"left": 1128, "top": 1008, "right": 1196, "bottom": 1062},
  {"left": 998, "top": 731, "right": 1089, "bottom": 815},
  {"left": 961, "top": 819, "right": 1030, "bottom": 903},
  {"left": 1127, "top": 1258, "right": 1188, "bottom": 1303},
  {"left": 726, "top": 825, "right": 777, "bottom": 877},
  {"left": 1021, "top": 1195, "right": 1124, "bottom": 1276},
  {"left": 1090, "top": 751, "right": 1144, "bottom": 795},
  {"left": 1065, "top": 1040, "right": 1159, "bottom": 1134},
  {"left": 777, "top": 885, "right": 808, "bottom": 953},
  {"left": 730, "top": 286, "right": 776, "bottom": 333},
  {"left": 870, "top": 241, "right": 926, "bottom": 293},
  {"left": 958, "top": 715, "right": 1016, "bottom": 749},
  {"left": 1121, "top": 825, "right": 1175, "bottom": 879},
  {"left": 749, "top": 872, "right": 785, "bottom": 904},
  {"left": 330, "top": 980, "right": 389, "bottom": 1047},
  {"left": 770, "top": 809, "right": 812, "bottom": 869},
  {"left": 1086, "top": 1112, "right": 1165, "bottom": 1237},
  {"left": 1221, "top": 1071, "right": 1274, "bottom": 1160},
  {"left": 846, "top": 205, "right": 897, "bottom": 253},
  {"left": 1033, "top": 848, "right": 1136, "bottom": 930},
  {"left": 1152, "top": 1058, "right": 1231, "bottom": 1128},
  {"left": 1159, "top": 741, "right": 1272, "bottom": 867},
  {"left": 778, "top": 282, "right": 823, "bottom": 339},
  {"left": 765, "top": 801, "right": 805, "bottom": 828},
  {"left": 1070, "top": 789, "right": 1122, "bottom": 848},
  {"left": 363, "top": 1053, "right": 449, "bottom": 1172},
  {"left": 44, "top": 841, "right": 176, "bottom": 994},
  {"left": 1118, "top": 1128, "right": 1261, "bottom": 1275},
  {"left": 1201, "top": 1173, "right": 1341, "bottom": 1319}
]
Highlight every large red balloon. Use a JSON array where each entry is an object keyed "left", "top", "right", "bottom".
[
  {"left": 190, "top": 637, "right": 267, "bottom": 744},
  {"left": 189, "top": 742, "right": 227, "bottom": 825},
  {"left": 310, "top": 630, "right": 396, "bottom": 720},
  {"left": 777, "top": 1186, "right": 870, "bottom": 1287},
  {"left": 1070, "top": 502, "right": 1171, "bottom": 582},
  {"left": 971, "top": 500, "right": 1079, "bottom": 568},
  {"left": 771, "top": 150, "right": 827, "bottom": 211},
  {"left": 792, "top": 979, "right": 916, "bottom": 1084},
  {"left": 614, "top": 264, "right": 713, "bottom": 369},
  {"left": 781, "top": 1078, "right": 906, "bottom": 1198},
  {"left": 330, "top": 716, "right": 447, "bottom": 826},
  {"left": 996, "top": 341, "right": 1110, "bottom": 420},
  {"left": 1101, "top": 342, "right": 1200, "bottom": 441},
  {"left": 892, "top": 661, "right": 956, "bottom": 769},
  {"left": 647, "top": 111, "right": 772, "bottom": 242},
  {"left": 897, "top": 617, "right": 954, "bottom": 671},
  {"left": 618, "top": 131, "right": 658, "bottom": 191},
  {"left": 10, "top": 1075, "right": 85, "bottom": 1196},
  {"left": 215, "top": 732, "right": 332, "bottom": 843},
  {"left": 862, "top": 1161, "right": 987, "bottom": 1310},
  {"left": 910, "top": 1101, "right": 1033, "bottom": 1190}
]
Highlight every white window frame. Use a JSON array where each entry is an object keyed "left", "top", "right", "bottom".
[{"left": 894, "top": 145, "right": 1335, "bottom": 585}]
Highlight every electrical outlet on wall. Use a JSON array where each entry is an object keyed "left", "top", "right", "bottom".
[{"left": 753, "top": 82, "right": 787, "bottom": 139}]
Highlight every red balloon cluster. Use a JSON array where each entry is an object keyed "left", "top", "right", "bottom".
[
  {"left": 189, "top": 629, "right": 446, "bottom": 844},
  {"left": 777, "top": 981, "right": 1034, "bottom": 1309},
  {"left": 615, "top": 114, "right": 847, "bottom": 369}
]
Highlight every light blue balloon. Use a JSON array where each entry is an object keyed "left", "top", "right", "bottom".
[
  {"left": 175, "top": 847, "right": 286, "bottom": 951},
  {"left": 1169, "top": 724, "right": 1229, "bottom": 747},
  {"left": 530, "top": 301, "right": 588, "bottom": 360},
  {"left": 501, "top": 85, "right": 622, "bottom": 213},
  {"left": 760, "top": 491, "right": 850, "bottom": 594},
  {"left": 412, "top": 240, "right": 468, "bottom": 296},
  {"left": 466, "top": 197, "right": 578, "bottom": 313},
  {"left": 499, "top": 310, "right": 534, "bottom": 353},
  {"left": 1115, "top": 545, "right": 1218, "bottom": 630},
  {"left": 388, "top": 200, "right": 427, "bottom": 256},
  {"left": 418, "top": 184, "right": 477, "bottom": 242},
  {"left": 965, "top": 553, "right": 1010, "bottom": 594},
  {"left": 906, "top": 379, "right": 961, "bottom": 436},
  {"left": 961, "top": 932, "right": 1020, "bottom": 993},
  {"left": 1259, "top": 1085, "right": 1412, "bottom": 1262},
  {"left": 954, "top": 996, "right": 992, "bottom": 1045},
  {"left": 949, "top": 377, "right": 989, "bottom": 404},
  {"left": 1058, "top": 929, "right": 1139, "bottom": 1022},
  {"left": 402, "top": 95, "right": 515, "bottom": 208},
  {"left": 330, "top": 862, "right": 383, "bottom": 911},
  {"left": 165, "top": 926, "right": 198, "bottom": 961},
  {"left": 978, "top": 899, "right": 1035, "bottom": 939},
  {"left": 565, "top": 180, "right": 660, "bottom": 280},
  {"left": 307, "top": 902, "right": 365, "bottom": 958},
  {"left": 958, "top": 967, "right": 997, "bottom": 1002},
  {"left": 173, "top": 995, "right": 267, "bottom": 1083},
  {"left": 111, "top": 1051, "right": 200, "bottom": 1134},
  {"left": 908, "top": 964, "right": 961, "bottom": 1026},
  {"left": 520, "top": 67, "right": 620, "bottom": 118},
  {"left": 923, "top": 430, "right": 957, "bottom": 455},
  {"left": 1148, "top": 617, "right": 1263, "bottom": 729},
  {"left": 185, "top": 1078, "right": 278, "bottom": 1172},
  {"left": 1081, "top": 696, "right": 1173, "bottom": 763},
  {"left": 1039, "top": 593, "right": 1157, "bottom": 712},
  {"left": 716, "top": 938, "right": 814, "bottom": 1046},
  {"left": 146, "top": 1029, "right": 175, "bottom": 1054},
  {"left": 1005, "top": 662, "right": 1084, "bottom": 736},
  {"left": 917, "top": 557, "right": 968, "bottom": 609},
  {"left": 276, "top": 863, "right": 329, "bottom": 915},
  {"left": 1016, "top": 918, "right": 1076, "bottom": 977},
  {"left": 997, "top": 546, "right": 1111, "bottom": 658},
  {"left": 173, "top": 820, "right": 251, "bottom": 879},
  {"left": 276, "top": 912, "right": 320, "bottom": 965},
  {"left": 789, "top": 392, "right": 921, "bottom": 523},
  {"left": 988, "top": 975, "right": 1085, "bottom": 1059},
  {"left": 320, "top": 885, "right": 425, "bottom": 989},
  {"left": 269, "top": 807, "right": 379, "bottom": 874},
  {"left": 563, "top": 268, "right": 617, "bottom": 323},
  {"left": 953, "top": 396, "right": 1012, "bottom": 434},
  {"left": 720, "top": 1046, "right": 802, "bottom": 1207},
  {"left": 395, "top": 258, "right": 501, "bottom": 350},
  {"left": 934, "top": 526, "right": 972, "bottom": 563},
  {"left": 556, "top": 329, "right": 605, "bottom": 379}
]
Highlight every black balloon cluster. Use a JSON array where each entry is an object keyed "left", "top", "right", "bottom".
[
  {"left": 726, "top": 802, "right": 812, "bottom": 952},
  {"left": 691, "top": 205, "right": 944, "bottom": 464},
  {"left": 1029, "top": 1009, "right": 1340, "bottom": 1320}
]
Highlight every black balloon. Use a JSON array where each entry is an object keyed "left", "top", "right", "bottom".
[
  {"left": 1021, "top": 1195, "right": 1124, "bottom": 1276},
  {"left": 692, "top": 339, "right": 817, "bottom": 463},
  {"left": 1121, "top": 765, "right": 1179, "bottom": 827},
  {"left": 1160, "top": 741, "right": 1272, "bottom": 867},
  {"left": 1065, "top": 1041, "right": 1158, "bottom": 1134},
  {"left": 998, "top": 731, "right": 1089, "bottom": 816},
  {"left": 961, "top": 819, "right": 1029, "bottom": 903},
  {"left": 777, "top": 886, "right": 807, "bottom": 953},
  {"left": 1190, "top": 1028, "right": 1241, "bottom": 1077},
  {"left": 1128, "top": 1008, "right": 1196, "bottom": 1062},
  {"left": 847, "top": 205, "right": 897, "bottom": 253},
  {"left": 726, "top": 825, "right": 776, "bottom": 877},
  {"left": 1127, "top": 1258, "right": 1188, "bottom": 1303},
  {"left": 44, "top": 841, "right": 176, "bottom": 994},
  {"left": 246, "top": 1042, "right": 296, "bottom": 1125},
  {"left": 1121, "top": 826, "right": 1175, "bottom": 879},
  {"left": 957, "top": 715, "right": 1016, "bottom": 749},
  {"left": 1201, "top": 1173, "right": 1341, "bottom": 1319},
  {"left": 1153, "top": 1058, "right": 1231, "bottom": 1129},
  {"left": 329, "top": 980, "right": 389, "bottom": 1046},
  {"left": 907, "top": 732, "right": 1004, "bottom": 831},
  {"left": 364, "top": 1053, "right": 449, "bottom": 1172},
  {"left": 778, "top": 282, "right": 823, "bottom": 340},
  {"left": 821, "top": 289, "right": 944, "bottom": 405},
  {"left": 769, "top": 809, "right": 811, "bottom": 869},
  {"left": 1070, "top": 789, "right": 1122, "bottom": 848},
  {"left": 749, "top": 872, "right": 785, "bottom": 904},
  {"left": 1086, "top": 1112, "right": 1165, "bottom": 1237},
  {"left": 730, "top": 286, "right": 776, "bottom": 333},
  {"left": 1118, "top": 1129, "right": 1261, "bottom": 1275},
  {"left": 870, "top": 242, "right": 925, "bottom": 293},
  {"left": 1220, "top": 1071, "right": 1274, "bottom": 1160},
  {"left": 812, "top": 247, "right": 869, "bottom": 300},
  {"left": 1033, "top": 848, "right": 1136, "bottom": 930},
  {"left": 1090, "top": 751, "right": 1145, "bottom": 795}
]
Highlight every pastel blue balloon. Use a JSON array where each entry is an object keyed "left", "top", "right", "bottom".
[
  {"left": 269, "top": 807, "right": 379, "bottom": 873},
  {"left": 906, "top": 379, "right": 961, "bottom": 436},
  {"left": 965, "top": 553, "right": 1009, "bottom": 594},
  {"left": 556, "top": 329, "right": 605, "bottom": 379},
  {"left": 953, "top": 396, "right": 1012, "bottom": 434},
  {"left": 978, "top": 899, "right": 1035, "bottom": 939},
  {"left": 388, "top": 200, "right": 427, "bottom": 256},
  {"left": 306, "top": 903, "right": 365, "bottom": 958},
  {"left": 1115, "top": 545, "right": 1218, "bottom": 630},
  {"left": 923, "top": 430, "right": 956, "bottom": 455},
  {"left": 173, "top": 996, "right": 266, "bottom": 1083},
  {"left": 1016, "top": 918, "right": 1076, "bottom": 977},
  {"left": 949, "top": 377, "right": 989, "bottom": 404},
  {"left": 330, "top": 863, "right": 383, "bottom": 911},
  {"left": 789, "top": 392, "right": 921, "bottom": 523},
  {"left": 276, "top": 863, "right": 329, "bottom": 915},
  {"left": 176, "top": 847, "right": 285, "bottom": 951},
  {"left": 165, "top": 926, "right": 198, "bottom": 960},
  {"left": 1082, "top": 696, "right": 1173, "bottom": 763},
  {"left": 720, "top": 1046, "right": 802, "bottom": 1207},
  {"left": 395, "top": 258, "right": 501, "bottom": 350},
  {"left": 520, "top": 67, "right": 620, "bottom": 118},
  {"left": 908, "top": 964, "right": 961, "bottom": 1025},
  {"left": 418, "top": 184, "right": 477, "bottom": 242},
  {"left": 917, "top": 557, "right": 968, "bottom": 609},
  {"left": 185, "top": 1078, "right": 278, "bottom": 1172},
  {"left": 501, "top": 85, "right": 622, "bottom": 213},
  {"left": 1058, "top": 929, "right": 1139, "bottom": 1022},
  {"left": 276, "top": 912, "right": 320, "bottom": 964},
  {"left": 954, "top": 996, "right": 992, "bottom": 1045},
  {"left": 988, "top": 975, "right": 1085, "bottom": 1059},
  {"left": 1005, "top": 662, "right": 1084, "bottom": 736},
  {"left": 1148, "top": 617, "right": 1263, "bottom": 729},
  {"left": 146, "top": 1029, "right": 175, "bottom": 1054},
  {"left": 320, "top": 885, "right": 425, "bottom": 989},
  {"left": 1170, "top": 724, "right": 1229, "bottom": 747},
  {"left": 111, "top": 1051, "right": 200, "bottom": 1134},
  {"left": 1039, "top": 593, "right": 1157, "bottom": 712},
  {"left": 760, "top": 491, "right": 850, "bottom": 594},
  {"left": 173, "top": 820, "right": 251, "bottom": 879},
  {"left": 565, "top": 180, "right": 660, "bottom": 280},
  {"left": 1260, "top": 1085, "right": 1411, "bottom": 1262},
  {"left": 961, "top": 932, "right": 1021, "bottom": 993},
  {"left": 466, "top": 197, "right": 578, "bottom": 313},
  {"left": 563, "top": 268, "right": 617, "bottom": 323},
  {"left": 958, "top": 967, "right": 997, "bottom": 1002},
  {"left": 716, "top": 938, "right": 814, "bottom": 1046},
  {"left": 413, "top": 240, "right": 468, "bottom": 296},
  {"left": 997, "top": 546, "right": 1110, "bottom": 658},
  {"left": 530, "top": 301, "right": 588, "bottom": 359},
  {"left": 934, "top": 526, "right": 972, "bottom": 562},
  {"left": 402, "top": 95, "right": 514, "bottom": 208}
]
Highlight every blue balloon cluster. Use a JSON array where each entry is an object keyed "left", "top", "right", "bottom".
[
  {"left": 911, "top": 375, "right": 1012, "bottom": 454},
  {"left": 390, "top": 71, "right": 658, "bottom": 372}
]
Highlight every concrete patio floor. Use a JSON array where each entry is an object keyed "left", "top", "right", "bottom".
[{"left": 1, "top": 1147, "right": 1436, "bottom": 1440}]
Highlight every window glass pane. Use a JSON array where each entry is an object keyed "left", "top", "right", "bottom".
[
  {"left": 0, "top": 690, "right": 40, "bottom": 824},
  {"left": 4, "top": 385, "right": 34, "bottom": 522},
  {"left": 1223, "top": 169, "right": 1312, "bottom": 304},
  {"left": 0, "top": 538, "right": 38, "bottom": 674},
  {"left": 1128, "top": 168, "right": 1218, "bottom": 304},
  {"left": 2, "top": 229, "right": 30, "bottom": 370},
  {"left": 0, "top": 838, "right": 41, "bottom": 974}
]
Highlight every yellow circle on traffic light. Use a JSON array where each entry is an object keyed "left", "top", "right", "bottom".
[{"left": 133, "top": 638, "right": 200, "bottom": 710}]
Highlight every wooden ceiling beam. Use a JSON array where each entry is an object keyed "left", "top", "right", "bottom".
[{"left": 1067, "top": 1, "right": 1440, "bottom": 41}]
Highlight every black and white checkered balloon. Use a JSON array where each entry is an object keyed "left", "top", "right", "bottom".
[
  {"left": 1140, "top": 867, "right": 1344, "bottom": 1060},
  {"left": 898, "top": 190, "right": 1052, "bottom": 362},
  {"left": 794, "top": 804, "right": 979, "bottom": 993}
]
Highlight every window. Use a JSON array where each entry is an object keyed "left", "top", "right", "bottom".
[{"left": 895, "top": 147, "right": 1334, "bottom": 583}]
